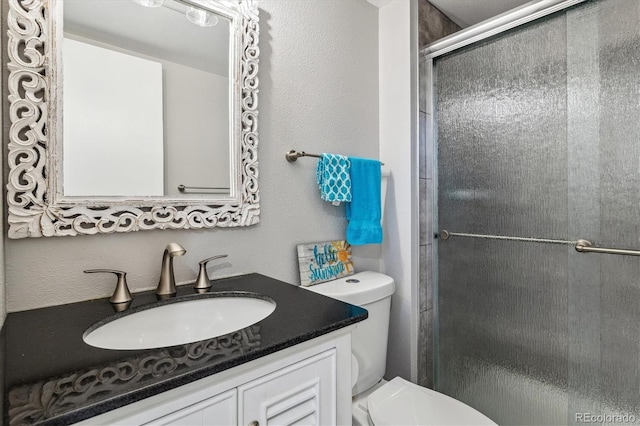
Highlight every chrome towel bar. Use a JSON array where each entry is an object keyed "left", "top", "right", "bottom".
[
  {"left": 178, "top": 185, "right": 230, "bottom": 193},
  {"left": 285, "top": 150, "right": 321, "bottom": 162},
  {"left": 439, "top": 230, "right": 640, "bottom": 257},
  {"left": 438, "top": 230, "right": 573, "bottom": 245},
  {"left": 285, "top": 149, "right": 384, "bottom": 165}
]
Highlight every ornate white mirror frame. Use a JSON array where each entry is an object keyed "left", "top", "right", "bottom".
[{"left": 6, "top": 0, "right": 259, "bottom": 239}]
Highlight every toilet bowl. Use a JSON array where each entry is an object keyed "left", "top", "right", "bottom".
[{"left": 304, "top": 271, "right": 496, "bottom": 426}]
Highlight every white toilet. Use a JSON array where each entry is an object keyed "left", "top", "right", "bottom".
[{"left": 305, "top": 271, "right": 496, "bottom": 426}]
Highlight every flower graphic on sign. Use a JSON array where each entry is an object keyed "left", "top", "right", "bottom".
[{"left": 332, "top": 240, "right": 354, "bottom": 273}]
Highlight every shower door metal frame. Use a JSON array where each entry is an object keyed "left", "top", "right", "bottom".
[
  {"left": 423, "top": 0, "right": 587, "bottom": 59},
  {"left": 420, "top": 0, "right": 587, "bottom": 390}
]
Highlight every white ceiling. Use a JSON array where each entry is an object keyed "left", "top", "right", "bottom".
[{"left": 427, "top": 0, "right": 533, "bottom": 28}]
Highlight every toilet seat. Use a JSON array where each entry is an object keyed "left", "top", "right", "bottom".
[{"left": 366, "top": 377, "right": 497, "bottom": 426}]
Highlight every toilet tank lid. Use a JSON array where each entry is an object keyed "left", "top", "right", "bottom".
[{"left": 303, "top": 271, "right": 395, "bottom": 306}]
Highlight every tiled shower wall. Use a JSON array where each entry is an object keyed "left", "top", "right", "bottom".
[{"left": 417, "top": 0, "right": 460, "bottom": 389}]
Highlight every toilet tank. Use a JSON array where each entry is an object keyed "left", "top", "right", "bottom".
[{"left": 304, "top": 271, "right": 395, "bottom": 396}]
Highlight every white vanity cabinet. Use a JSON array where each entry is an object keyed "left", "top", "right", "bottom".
[
  {"left": 79, "top": 328, "right": 352, "bottom": 426},
  {"left": 150, "top": 389, "right": 238, "bottom": 425},
  {"left": 238, "top": 349, "right": 336, "bottom": 425}
]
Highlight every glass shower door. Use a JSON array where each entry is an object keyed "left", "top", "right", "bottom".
[{"left": 435, "top": 1, "right": 640, "bottom": 424}]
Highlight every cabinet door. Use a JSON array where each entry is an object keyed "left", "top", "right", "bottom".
[
  {"left": 238, "top": 349, "right": 336, "bottom": 426},
  {"left": 145, "top": 389, "right": 237, "bottom": 426}
]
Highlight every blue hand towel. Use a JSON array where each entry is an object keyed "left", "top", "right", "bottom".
[
  {"left": 316, "top": 153, "right": 352, "bottom": 204},
  {"left": 346, "top": 157, "right": 383, "bottom": 245}
]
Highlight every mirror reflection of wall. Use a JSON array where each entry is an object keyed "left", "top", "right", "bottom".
[
  {"left": 63, "top": 38, "right": 165, "bottom": 197},
  {"left": 62, "top": 0, "right": 231, "bottom": 198}
]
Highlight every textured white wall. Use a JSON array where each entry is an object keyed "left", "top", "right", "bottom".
[
  {"left": 4, "top": 0, "right": 380, "bottom": 312},
  {"left": 378, "top": 0, "right": 418, "bottom": 382}
]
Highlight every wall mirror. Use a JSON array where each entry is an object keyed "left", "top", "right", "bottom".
[{"left": 6, "top": 0, "right": 259, "bottom": 238}]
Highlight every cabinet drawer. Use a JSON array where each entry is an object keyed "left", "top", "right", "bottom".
[{"left": 238, "top": 349, "right": 337, "bottom": 426}]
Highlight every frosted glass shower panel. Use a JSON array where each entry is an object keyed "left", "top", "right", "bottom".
[
  {"left": 436, "top": 0, "right": 640, "bottom": 424},
  {"left": 567, "top": 0, "right": 640, "bottom": 418},
  {"left": 436, "top": 13, "right": 570, "bottom": 425},
  {"left": 436, "top": 17, "right": 568, "bottom": 240}
]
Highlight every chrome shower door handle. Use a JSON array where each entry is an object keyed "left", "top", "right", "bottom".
[{"left": 575, "top": 239, "right": 640, "bottom": 257}]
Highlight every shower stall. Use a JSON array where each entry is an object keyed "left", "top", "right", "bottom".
[{"left": 424, "top": 0, "right": 640, "bottom": 424}]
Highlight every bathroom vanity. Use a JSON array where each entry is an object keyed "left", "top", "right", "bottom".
[
  {"left": 3, "top": 0, "right": 365, "bottom": 423},
  {"left": 2, "top": 274, "right": 367, "bottom": 425}
]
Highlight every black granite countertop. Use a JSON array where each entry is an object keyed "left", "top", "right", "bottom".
[{"left": 1, "top": 273, "right": 367, "bottom": 425}]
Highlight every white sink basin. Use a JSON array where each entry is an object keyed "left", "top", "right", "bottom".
[{"left": 83, "top": 293, "right": 276, "bottom": 350}]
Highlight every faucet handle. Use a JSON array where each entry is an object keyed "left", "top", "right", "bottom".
[
  {"left": 194, "top": 255, "right": 229, "bottom": 291},
  {"left": 84, "top": 269, "right": 133, "bottom": 305}
]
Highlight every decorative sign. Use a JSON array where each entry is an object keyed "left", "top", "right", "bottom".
[{"left": 297, "top": 240, "right": 354, "bottom": 287}]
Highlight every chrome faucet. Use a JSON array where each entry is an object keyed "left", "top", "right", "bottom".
[
  {"left": 84, "top": 269, "right": 133, "bottom": 312},
  {"left": 156, "top": 243, "right": 186, "bottom": 298},
  {"left": 194, "top": 254, "right": 229, "bottom": 292}
]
